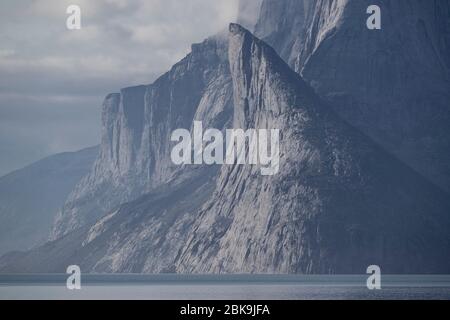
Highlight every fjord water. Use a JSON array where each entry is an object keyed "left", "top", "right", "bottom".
[{"left": 1, "top": 275, "right": 449, "bottom": 300}]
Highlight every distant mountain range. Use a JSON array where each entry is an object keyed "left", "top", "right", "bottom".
[
  {"left": 1, "top": 0, "right": 449, "bottom": 274},
  {"left": 0, "top": 146, "right": 97, "bottom": 256}
]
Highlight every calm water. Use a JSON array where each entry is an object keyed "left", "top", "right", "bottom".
[{"left": 1, "top": 274, "right": 449, "bottom": 300}]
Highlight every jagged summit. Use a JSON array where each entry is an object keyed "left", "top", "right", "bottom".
[
  {"left": 176, "top": 22, "right": 450, "bottom": 273},
  {"left": 228, "top": 23, "right": 320, "bottom": 123},
  {"left": 229, "top": 22, "right": 247, "bottom": 35}
]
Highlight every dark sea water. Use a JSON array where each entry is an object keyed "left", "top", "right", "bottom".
[{"left": 0, "top": 274, "right": 449, "bottom": 300}]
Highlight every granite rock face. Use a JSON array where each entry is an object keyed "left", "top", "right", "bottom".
[
  {"left": 51, "top": 34, "right": 234, "bottom": 239},
  {"left": 4, "top": 25, "right": 449, "bottom": 274},
  {"left": 252, "top": 0, "right": 450, "bottom": 193},
  {"left": 254, "top": 0, "right": 315, "bottom": 67},
  {"left": 175, "top": 24, "right": 450, "bottom": 274}
]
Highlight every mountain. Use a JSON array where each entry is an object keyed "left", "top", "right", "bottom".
[
  {"left": 51, "top": 34, "right": 234, "bottom": 239},
  {"left": 177, "top": 23, "right": 450, "bottom": 274},
  {"left": 0, "top": 146, "right": 98, "bottom": 256},
  {"left": 3, "top": 24, "right": 449, "bottom": 274},
  {"left": 251, "top": 0, "right": 450, "bottom": 193}
]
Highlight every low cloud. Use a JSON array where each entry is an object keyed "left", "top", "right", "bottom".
[{"left": 0, "top": 0, "right": 239, "bottom": 176}]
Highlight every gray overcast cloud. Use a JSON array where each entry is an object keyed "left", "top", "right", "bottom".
[{"left": 0, "top": 0, "right": 240, "bottom": 176}]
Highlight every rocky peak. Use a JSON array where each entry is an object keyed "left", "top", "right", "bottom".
[{"left": 175, "top": 24, "right": 450, "bottom": 273}]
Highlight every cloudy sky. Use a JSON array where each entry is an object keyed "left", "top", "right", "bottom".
[{"left": 0, "top": 0, "right": 240, "bottom": 176}]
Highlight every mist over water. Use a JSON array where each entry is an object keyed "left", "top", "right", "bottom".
[{"left": 1, "top": 275, "right": 450, "bottom": 300}]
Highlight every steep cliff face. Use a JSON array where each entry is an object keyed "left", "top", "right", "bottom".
[
  {"left": 253, "top": 0, "right": 450, "bottom": 193},
  {"left": 254, "top": 0, "right": 315, "bottom": 67},
  {"left": 175, "top": 24, "right": 450, "bottom": 273},
  {"left": 8, "top": 25, "right": 449, "bottom": 274},
  {"left": 0, "top": 146, "right": 98, "bottom": 256},
  {"left": 51, "top": 35, "right": 234, "bottom": 239}
]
